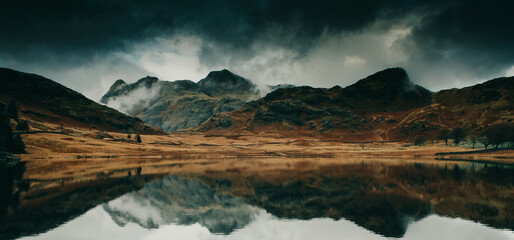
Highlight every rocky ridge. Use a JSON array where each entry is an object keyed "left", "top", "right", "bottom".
[
  {"left": 101, "top": 69, "right": 293, "bottom": 132},
  {"left": 201, "top": 68, "right": 513, "bottom": 141}
]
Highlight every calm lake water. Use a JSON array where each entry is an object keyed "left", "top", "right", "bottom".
[{"left": 2, "top": 159, "right": 513, "bottom": 239}]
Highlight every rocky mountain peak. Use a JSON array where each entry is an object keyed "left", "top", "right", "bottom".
[
  {"left": 204, "top": 69, "right": 238, "bottom": 82},
  {"left": 100, "top": 76, "right": 160, "bottom": 104},
  {"left": 340, "top": 67, "right": 432, "bottom": 111},
  {"left": 349, "top": 67, "right": 411, "bottom": 91},
  {"left": 108, "top": 79, "right": 127, "bottom": 92},
  {"left": 198, "top": 69, "right": 256, "bottom": 97},
  {"left": 135, "top": 76, "right": 159, "bottom": 88}
]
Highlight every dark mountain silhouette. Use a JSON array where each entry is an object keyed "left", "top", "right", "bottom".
[
  {"left": 198, "top": 69, "right": 257, "bottom": 97},
  {"left": 0, "top": 68, "right": 161, "bottom": 134}
]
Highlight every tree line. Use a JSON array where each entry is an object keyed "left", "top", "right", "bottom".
[{"left": 433, "top": 124, "right": 514, "bottom": 149}]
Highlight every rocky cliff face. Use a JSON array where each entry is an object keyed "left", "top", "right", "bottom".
[
  {"left": 0, "top": 68, "right": 161, "bottom": 134},
  {"left": 101, "top": 69, "right": 292, "bottom": 132}
]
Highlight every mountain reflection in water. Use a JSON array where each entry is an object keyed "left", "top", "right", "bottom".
[
  {"left": 103, "top": 176, "right": 259, "bottom": 234},
  {"left": 3, "top": 160, "right": 514, "bottom": 239}
]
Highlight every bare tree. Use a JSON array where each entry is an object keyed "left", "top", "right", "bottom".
[
  {"left": 484, "top": 124, "right": 510, "bottom": 148},
  {"left": 479, "top": 135, "right": 490, "bottom": 149},
  {"left": 469, "top": 135, "right": 478, "bottom": 149},
  {"left": 481, "top": 124, "right": 512, "bottom": 148},
  {"left": 438, "top": 128, "right": 451, "bottom": 146}
]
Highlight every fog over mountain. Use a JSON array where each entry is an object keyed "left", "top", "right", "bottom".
[{"left": 1, "top": 0, "right": 513, "bottom": 101}]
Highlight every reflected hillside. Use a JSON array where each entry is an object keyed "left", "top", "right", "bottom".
[
  {"left": 0, "top": 170, "right": 162, "bottom": 240},
  {"left": 195, "top": 161, "right": 514, "bottom": 237},
  {"left": 0, "top": 157, "right": 26, "bottom": 218},
  {"left": 1, "top": 158, "right": 513, "bottom": 239}
]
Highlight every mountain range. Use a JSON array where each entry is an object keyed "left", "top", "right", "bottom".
[
  {"left": 100, "top": 69, "right": 294, "bottom": 131},
  {"left": 1, "top": 67, "right": 512, "bottom": 140},
  {"left": 199, "top": 68, "right": 513, "bottom": 140}
]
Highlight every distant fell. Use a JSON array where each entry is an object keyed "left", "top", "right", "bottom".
[
  {"left": 101, "top": 69, "right": 292, "bottom": 132},
  {"left": 0, "top": 68, "right": 161, "bottom": 134},
  {"left": 198, "top": 69, "right": 257, "bottom": 97},
  {"left": 200, "top": 68, "right": 513, "bottom": 141}
]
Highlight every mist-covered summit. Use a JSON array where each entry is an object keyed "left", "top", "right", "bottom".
[{"left": 100, "top": 69, "right": 291, "bottom": 132}]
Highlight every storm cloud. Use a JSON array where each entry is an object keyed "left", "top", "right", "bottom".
[{"left": 1, "top": 0, "right": 513, "bottom": 100}]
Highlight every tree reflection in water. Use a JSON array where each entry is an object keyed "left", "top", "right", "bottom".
[{"left": 1, "top": 160, "right": 513, "bottom": 239}]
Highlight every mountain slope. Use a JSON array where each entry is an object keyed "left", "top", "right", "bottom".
[
  {"left": 0, "top": 68, "right": 161, "bottom": 134},
  {"left": 101, "top": 69, "right": 293, "bottom": 132},
  {"left": 200, "top": 68, "right": 513, "bottom": 141}
]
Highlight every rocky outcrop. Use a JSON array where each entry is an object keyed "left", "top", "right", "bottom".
[{"left": 197, "top": 69, "right": 257, "bottom": 98}]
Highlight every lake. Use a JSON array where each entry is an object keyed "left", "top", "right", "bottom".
[{"left": 1, "top": 158, "right": 513, "bottom": 239}]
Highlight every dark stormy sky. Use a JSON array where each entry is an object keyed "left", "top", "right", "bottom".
[{"left": 1, "top": 0, "right": 513, "bottom": 101}]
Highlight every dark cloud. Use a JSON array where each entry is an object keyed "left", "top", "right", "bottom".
[
  {"left": 404, "top": 0, "right": 514, "bottom": 78},
  {"left": 0, "top": 0, "right": 414, "bottom": 63},
  {"left": 0, "top": 0, "right": 512, "bottom": 91}
]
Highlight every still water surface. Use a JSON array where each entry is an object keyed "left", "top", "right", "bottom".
[
  {"left": 2, "top": 159, "right": 514, "bottom": 239},
  {"left": 17, "top": 173, "right": 514, "bottom": 240}
]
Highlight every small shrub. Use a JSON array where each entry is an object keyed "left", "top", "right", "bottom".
[
  {"left": 95, "top": 131, "right": 113, "bottom": 139},
  {"left": 136, "top": 134, "right": 142, "bottom": 143},
  {"left": 414, "top": 137, "right": 426, "bottom": 146},
  {"left": 438, "top": 128, "right": 451, "bottom": 146}
]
